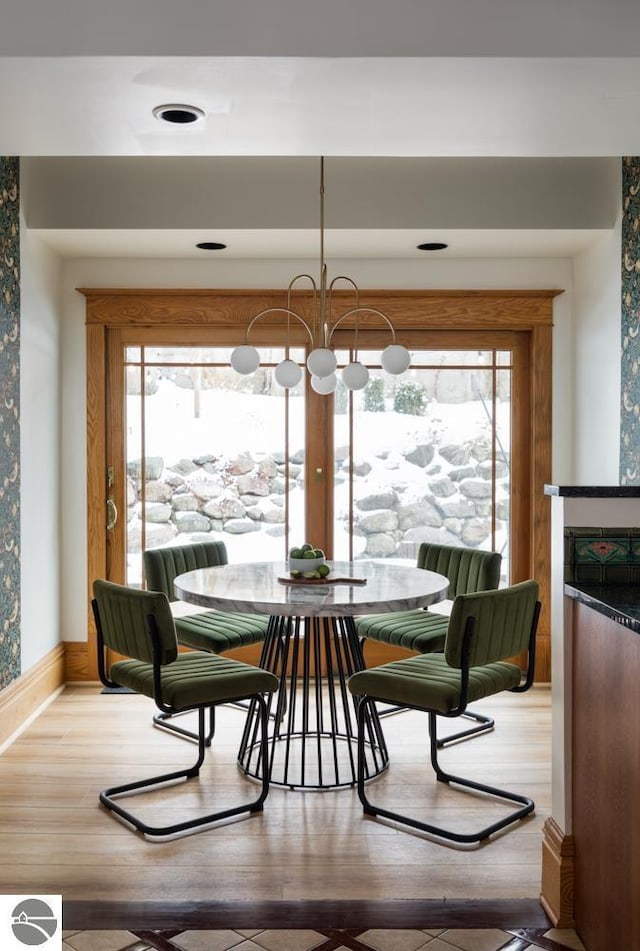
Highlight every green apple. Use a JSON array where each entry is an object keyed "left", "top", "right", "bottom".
[
  {"left": 301, "top": 543, "right": 313, "bottom": 552},
  {"left": 290, "top": 569, "right": 302, "bottom": 578},
  {"left": 304, "top": 570, "right": 321, "bottom": 579},
  {"left": 289, "top": 547, "right": 303, "bottom": 559},
  {"left": 312, "top": 548, "right": 325, "bottom": 558},
  {"left": 317, "top": 564, "right": 331, "bottom": 578},
  {"left": 303, "top": 549, "right": 318, "bottom": 559}
]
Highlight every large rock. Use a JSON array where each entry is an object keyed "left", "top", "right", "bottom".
[
  {"left": 237, "top": 473, "right": 270, "bottom": 497},
  {"left": 356, "top": 510, "right": 399, "bottom": 534},
  {"left": 364, "top": 533, "right": 397, "bottom": 557},
  {"left": 144, "top": 480, "right": 173, "bottom": 503},
  {"left": 461, "top": 518, "right": 491, "bottom": 546},
  {"left": 257, "top": 455, "right": 278, "bottom": 479},
  {"left": 403, "top": 444, "right": 434, "bottom": 468},
  {"left": 168, "top": 458, "right": 199, "bottom": 476},
  {"left": 172, "top": 492, "right": 199, "bottom": 512},
  {"left": 477, "top": 458, "right": 509, "bottom": 479},
  {"left": 127, "top": 456, "right": 164, "bottom": 481},
  {"left": 223, "top": 518, "right": 261, "bottom": 534},
  {"left": 245, "top": 498, "right": 286, "bottom": 523},
  {"left": 438, "top": 499, "right": 476, "bottom": 518},
  {"left": 174, "top": 511, "right": 211, "bottom": 533},
  {"left": 228, "top": 451, "right": 254, "bottom": 475},
  {"left": 203, "top": 494, "right": 246, "bottom": 520},
  {"left": 449, "top": 465, "right": 477, "bottom": 482},
  {"left": 396, "top": 500, "right": 443, "bottom": 531},
  {"left": 439, "top": 443, "right": 471, "bottom": 466},
  {"left": 139, "top": 501, "right": 172, "bottom": 523},
  {"left": 355, "top": 488, "right": 399, "bottom": 511},
  {"left": 187, "top": 474, "right": 225, "bottom": 501},
  {"left": 459, "top": 478, "right": 492, "bottom": 500},
  {"left": 428, "top": 476, "right": 456, "bottom": 498}
]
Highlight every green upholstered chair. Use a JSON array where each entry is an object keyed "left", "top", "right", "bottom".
[
  {"left": 144, "top": 541, "right": 270, "bottom": 742},
  {"left": 92, "top": 579, "right": 278, "bottom": 841},
  {"left": 356, "top": 543, "right": 502, "bottom": 746},
  {"left": 348, "top": 580, "right": 541, "bottom": 846}
]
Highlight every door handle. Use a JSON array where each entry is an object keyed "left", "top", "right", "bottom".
[{"left": 106, "top": 497, "right": 118, "bottom": 532}]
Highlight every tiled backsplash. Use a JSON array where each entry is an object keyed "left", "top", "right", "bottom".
[{"left": 564, "top": 527, "right": 640, "bottom": 584}]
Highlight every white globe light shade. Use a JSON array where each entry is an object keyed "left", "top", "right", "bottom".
[
  {"left": 342, "top": 361, "right": 370, "bottom": 391},
  {"left": 306, "top": 347, "right": 337, "bottom": 379},
  {"left": 381, "top": 344, "right": 411, "bottom": 375},
  {"left": 274, "top": 358, "right": 303, "bottom": 389},
  {"left": 230, "top": 345, "right": 260, "bottom": 375},
  {"left": 311, "top": 372, "right": 338, "bottom": 395}
]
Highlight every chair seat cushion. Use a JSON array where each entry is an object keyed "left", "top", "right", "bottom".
[
  {"left": 175, "top": 610, "right": 269, "bottom": 653},
  {"left": 110, "top": 652, "right": 278, "bottom": 711},
  {"left": 348, "top": 653, "right": 521, "bottom": 715},
  {"left": 356, "top": 610, "right": 447, "bottom": 653}
]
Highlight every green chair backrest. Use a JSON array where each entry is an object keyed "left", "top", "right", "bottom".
[
  {"left": 416, "top": 542, "right": 501, "bottom": 598},
  {"left": 93, "top": 579, "right": 178, "bottom": 666},
  {"left": 144, "top": 541, "right": 229, "bottom": 602},
  {"left": 444, "top": 580, "right": 539, "bottom": 669}
]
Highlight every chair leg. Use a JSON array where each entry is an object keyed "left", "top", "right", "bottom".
[
  {"left": 153, "top": 704, "right": 215, "bottom": 746},
  {"left": 101, "top": 697, "right": 271, "bottom": 841},
  {"left": 374, "top": 701, "right": 494, "bottom": 748},
  {"left": 435, "top": 708, "right": 495, "bottom": 748},
  {"left": 355, "top": 700, "right": 533, "bottom": 846}
]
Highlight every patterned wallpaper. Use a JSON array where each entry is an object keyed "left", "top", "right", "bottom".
[
  {"left": 621, "top": 157, "right": 640, "bottom": 483},
  {"left": 0, "top": 157, "right": 20, "bottom": 688}
]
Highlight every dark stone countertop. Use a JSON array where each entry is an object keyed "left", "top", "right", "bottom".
[
  {"left": 545, "top": 484, "right": 640, "bottom": 498},
  {"left": 565, "top": 583, "right": 640, "bottom": 634}
]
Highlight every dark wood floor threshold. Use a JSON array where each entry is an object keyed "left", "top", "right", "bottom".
[{"left": 64, "top": 897, "right": 551, "bottom": 931}]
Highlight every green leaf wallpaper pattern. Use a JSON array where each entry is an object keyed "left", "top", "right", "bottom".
[
  {"left": 0, "top": 156, "right": 20, "bottom": 688},
  {"left": 621, "top": 157, "right": 640, "bottom": 484}
]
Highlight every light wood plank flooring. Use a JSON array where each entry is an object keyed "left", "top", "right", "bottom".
[{"left": 0, "top": 683, "right": 550, "bottom": 903}]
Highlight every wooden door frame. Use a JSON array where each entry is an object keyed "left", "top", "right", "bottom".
[{"left": 83, "top": 288, "right": 558, "bottom": 681}]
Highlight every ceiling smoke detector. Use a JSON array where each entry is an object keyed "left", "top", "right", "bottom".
[{"left": 153, "top": 104, "right": 205, "bottom": 125}]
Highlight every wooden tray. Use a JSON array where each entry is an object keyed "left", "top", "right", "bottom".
[{"left": 278, "top": 575, "right": 367, "bottom": 586}]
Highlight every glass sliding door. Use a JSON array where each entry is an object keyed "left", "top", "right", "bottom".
[
  {"left": 122, "top": 343, "right": 306, "bottom": 587},
  {"left": 332, "top": 346, "right": 513, "bottom": 585}
]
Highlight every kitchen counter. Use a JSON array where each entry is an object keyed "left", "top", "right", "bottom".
[{"left": 564, "top": 583, "right": 640, "bottom": 634}]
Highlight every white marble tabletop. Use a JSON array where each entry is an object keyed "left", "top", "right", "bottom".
[{"left": 174, "top": 560, "right": 448, "bottom": 618}]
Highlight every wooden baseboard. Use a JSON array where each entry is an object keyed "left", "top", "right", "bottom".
[
  {"left": 0, "top": 644, "right": 66, "bottom": 750},
  {"left": 64, "top": 639, "right": 94, "bottom": 681},
  {"left": 540, "top": 816, "right": 575, "bottom": 928}
]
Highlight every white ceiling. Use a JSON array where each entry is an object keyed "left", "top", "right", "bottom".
[{"left": 3, "top": 1, "right": 638, "bottom": 259}]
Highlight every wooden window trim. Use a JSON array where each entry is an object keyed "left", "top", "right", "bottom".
[{"left": 84, "top": 288, "right": 559, "bottom": 681}]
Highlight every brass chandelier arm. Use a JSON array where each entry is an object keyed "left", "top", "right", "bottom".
[{"left": 242, "top": 307, "right": 316, "bottom": 347}]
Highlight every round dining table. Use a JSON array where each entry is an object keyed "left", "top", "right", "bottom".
[{"left": 175, "top": 559, "right": 448, "bottom": 791}]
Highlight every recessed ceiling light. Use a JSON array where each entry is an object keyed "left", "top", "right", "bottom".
[
  {"left": 417, "top": 242, "right": 449, "bottom": 251},
  {"left": 196, "top": 242, "right": 227, "bottom": 251},
  {"left": 153, "top": 103, "right": 205, "bottom": 125}
]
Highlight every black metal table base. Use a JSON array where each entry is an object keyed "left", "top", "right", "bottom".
[{"left": 238, "top": 614, "right": 389, "bottom": 790}]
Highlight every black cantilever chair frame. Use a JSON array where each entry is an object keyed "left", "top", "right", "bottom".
[
  {"left": 143, "top": 541, "right": 270, "bottom": 745},
  {"left": 356, "top": 542, "right": 502, "bottom": 747},
  {"left": 93, "top": 579, "right": 277, "bottom": 841},
  {"left": 349, "top": 580, "right": 541, "bottom": 846}
]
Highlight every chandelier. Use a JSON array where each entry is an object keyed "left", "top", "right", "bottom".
[{"left": 230, "top": 157, "right": 411, "bottom": 395}]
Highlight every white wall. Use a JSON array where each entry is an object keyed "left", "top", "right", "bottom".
[
  {"left": 19, "top": 218, "right": 62, "bottom": 672},
  {"left": 572, "top": 209, "right": 622, "bottom": 483},
  {"left": 60, "top": 253, "right": 574, "bottom": 642}
]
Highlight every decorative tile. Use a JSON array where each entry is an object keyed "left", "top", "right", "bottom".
[
  {"left": 0, "top": 155, "right": 20, "bottom": 688},
  {"left": 564, "top": 526, "right": 640, "bottom": 584},
  {"left": 437, "top": 930, "right": 516, "bottom": 951},
  {"left": 360, "top": 929, "right": 435, "bottom": 950}
]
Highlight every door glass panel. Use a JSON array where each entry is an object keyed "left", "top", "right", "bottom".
[
  {"left": 124, "top": 345, "right": 305, "bottom": 587},
  {"left": 333, "top": 349, "right": 511, "bottom": 584}
]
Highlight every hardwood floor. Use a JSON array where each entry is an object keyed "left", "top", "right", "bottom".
[{"left": 0, "top": 683, "right": 550, "bottom": 908}]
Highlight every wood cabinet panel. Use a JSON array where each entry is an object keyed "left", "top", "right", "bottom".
[{"left": 572, "top": 600, "right": 640, "bottom": 949}]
